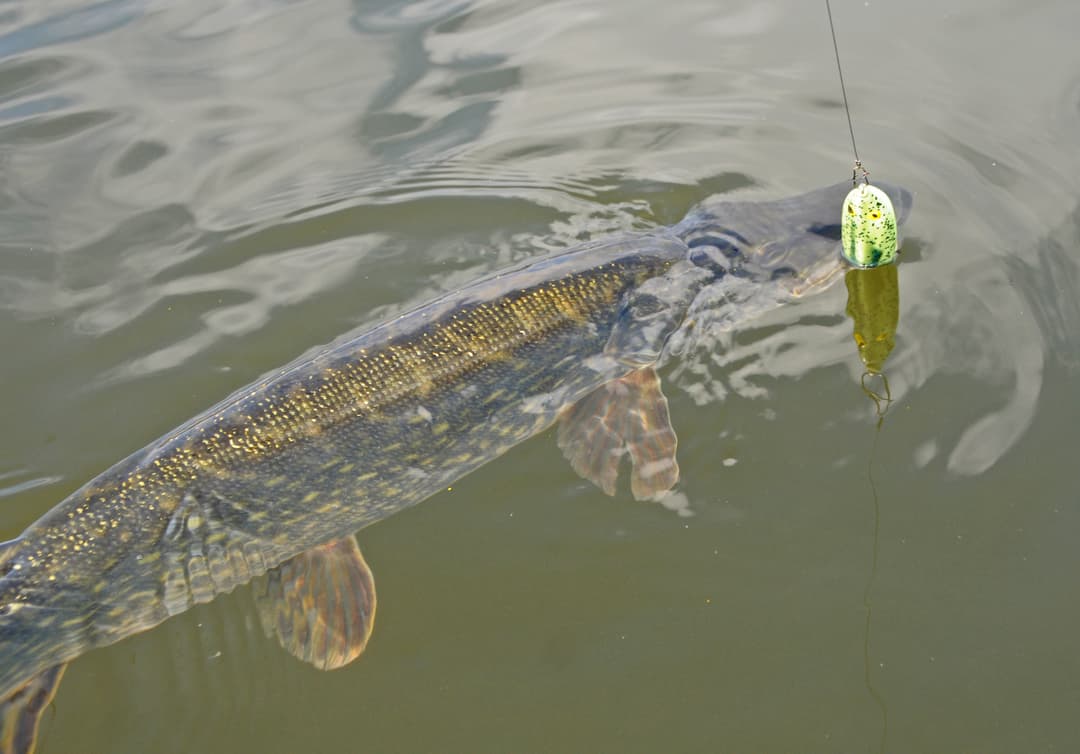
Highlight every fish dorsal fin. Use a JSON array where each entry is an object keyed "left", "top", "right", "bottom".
[
  {"left": 0, "top": 664, "right": 66, "bottom": 754},
  {"left": 557, "top": 366, "right": 680, "bottom": 500},
  {"left": 254, "top": 536, "right": 376, "bottom": 671}
]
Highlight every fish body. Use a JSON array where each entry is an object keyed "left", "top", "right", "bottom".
[{"left": 0, "top": 181, "right": 911, "bottom": 752}]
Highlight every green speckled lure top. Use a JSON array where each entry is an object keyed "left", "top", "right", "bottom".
[{"left": 841, "top": 182, "right": 899, "bottom": 268}]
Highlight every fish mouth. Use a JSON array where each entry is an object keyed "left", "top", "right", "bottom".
[{"left": 746, "top": 179, "right": 913, "bottom": 298}]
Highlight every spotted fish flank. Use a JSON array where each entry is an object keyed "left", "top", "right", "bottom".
[{"left": 0, "top": 181, "right": 912, "bottom": 753}]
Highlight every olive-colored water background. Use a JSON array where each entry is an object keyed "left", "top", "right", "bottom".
[{"left": 2, "top": 1, "right": 1079, "bottom": 752}]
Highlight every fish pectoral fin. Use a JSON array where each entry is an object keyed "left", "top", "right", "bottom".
[
  {"left": 621, "top": 368, "right": 682, "bottom": 500},
  {"left": 557, "top": 366, "right": 680, "bottom": 501},
  {"left": 254, "top": 536, "right": 377, "bottom": 671},
  {"left": 0, "top": 664, "right": 66, "bottom": 754}
]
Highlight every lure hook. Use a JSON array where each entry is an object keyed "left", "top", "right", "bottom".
[{"left": 853, "top": 159, "right": 870, "bottom": 186}]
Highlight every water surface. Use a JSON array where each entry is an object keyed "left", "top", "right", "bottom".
[{"left": 1, "top": 1, "right": 1079, "bottom": 752}]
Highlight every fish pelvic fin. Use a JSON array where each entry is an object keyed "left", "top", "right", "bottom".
[
  {"left": 254, "top": 536, "right": 376, "bottom": 671},
  {"left": 0, "top": 664, "right": 66, "bottom": 754},
  {"left": 557, "top": 366, "right": 680, "bottom": 500}
]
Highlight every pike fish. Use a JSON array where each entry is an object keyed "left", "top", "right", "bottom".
[{"left": 0, "top": 181, "right": 911, "bottom": 752}]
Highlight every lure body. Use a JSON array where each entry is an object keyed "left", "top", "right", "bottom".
[{"left": 841, "top": 182, "right": 899, "bottom": 268}]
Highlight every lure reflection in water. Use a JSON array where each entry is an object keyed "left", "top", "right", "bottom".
[
  {"left": 0, "top": 181, "right": 910, "bottom": 753},
  {"left": 846, "top": 264, "right": 900, "bottom": 375}
]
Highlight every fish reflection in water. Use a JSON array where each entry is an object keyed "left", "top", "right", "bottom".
[{"left": 0, "top": 181, "right": 911, "bottom": 753}]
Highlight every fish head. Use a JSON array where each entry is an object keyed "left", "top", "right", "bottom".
[
  {"left": 683, "top": 180, "right": 913, "bottom": 298},
  {"left": 749, "top": 181, "right": 912, "bottom": 297}
]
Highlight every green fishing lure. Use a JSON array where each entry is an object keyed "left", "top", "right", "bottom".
[{"left": 841, "top": 182, "right": 898, "bottom": 268}]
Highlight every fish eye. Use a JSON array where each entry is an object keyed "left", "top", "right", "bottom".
[
  {"left": 847, "top": 204, "right": 855, "bottom": 215},
  {"left": 869, "top": 210, "right": 881, "bottom": 220}
]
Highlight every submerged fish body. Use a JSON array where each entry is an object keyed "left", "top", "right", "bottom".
[{"left": 0, "top": 181, "right": 910, "bottom": 751}]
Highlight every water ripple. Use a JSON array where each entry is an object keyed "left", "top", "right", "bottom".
[{"left": 0, "top": 0, "right": 141, "bottom": 59}]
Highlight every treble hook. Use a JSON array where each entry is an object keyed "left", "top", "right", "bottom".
[{"left": 860, "top": 370, "right": 892, "bottom": 423}]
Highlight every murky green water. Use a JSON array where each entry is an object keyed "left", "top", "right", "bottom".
[{"left": 1, "top": 0, "right": 1079, "bottom": 752}]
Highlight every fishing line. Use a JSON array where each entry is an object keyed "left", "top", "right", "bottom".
[
  {"left": 825, "top": 0, "right": 867, "bottom": 184},
  {"left": 826, "top": 0, "right": 898, "bottom": 268},
  {"left": 861, "top": 431, "right": 888, "bottom": 754},
  {"left": 860, "top": 374, "right": 891, "bottom": 754},
  {"left": 828, "top": 3, "right": 894, "bottom": 749}
]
